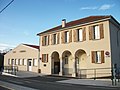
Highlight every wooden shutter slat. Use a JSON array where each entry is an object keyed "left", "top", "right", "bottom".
[
  {"left": 91, "top": 51, "right": 95, "bottom": 63},
  {"left": 99, "top": 24, "right": 104, "bottom": 39},
  {"left": 101, "top": 51, "right": 104, "bottom": 63},
  {"left": 83, "top": 27, "right": 86, "bottom": 41},
  {"left": 69, "top": 30, "right": 72, "bottom": 42}
]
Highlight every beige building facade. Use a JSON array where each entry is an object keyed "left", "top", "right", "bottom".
[
  {"left": 4, "top": 44, "right": 39, "bottom": 73},
  {"left": 37, "top": 16, "right": 120, "bottom": 78}
]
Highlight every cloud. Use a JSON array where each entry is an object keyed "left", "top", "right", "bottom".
[
  {"left": 0, "top": 43, "right": 15, "bottom": 51},
  {"left": 99, "top": 4, "right": 114, "bottom": 10},
  {"left": 80, "top": 4, "right": 114, "bottom": 11},
  {"left": 80, "top": 7, "right": 97, "bottom": 10}
]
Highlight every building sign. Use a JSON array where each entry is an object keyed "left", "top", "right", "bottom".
[{"left": 105, "top": 51, "right": 110, "bottom": 57}]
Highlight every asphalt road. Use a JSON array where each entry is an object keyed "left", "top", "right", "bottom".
[{"left": 0, "top": 75, "right": 119, "bottom": 90}]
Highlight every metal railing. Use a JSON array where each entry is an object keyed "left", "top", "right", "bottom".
[{"left": 3, "top": 66, "right": 18, "bottom": 75}]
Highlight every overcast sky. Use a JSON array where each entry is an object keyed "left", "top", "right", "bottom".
[{"left": 0, "top": 0, "right": 120, "bottom": 51}]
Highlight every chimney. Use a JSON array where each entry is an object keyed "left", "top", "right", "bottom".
[{"left": 62, "top": 19, "right": 66, "bottom": 28}]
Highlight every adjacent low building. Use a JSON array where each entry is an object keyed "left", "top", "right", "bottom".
[
  {"left": 4, "top": 44, "right": 39, "bottom": 73},
  {"left": 37, "top": 15, "right": 120, "bottom": 78}
]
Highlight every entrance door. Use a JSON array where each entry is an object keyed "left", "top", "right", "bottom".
[
  {"left": 28, "top": 59, "right": 32, "bottom": 71},
  {"left": 54, "top": 62, "right": 60, "bottom": 74}
]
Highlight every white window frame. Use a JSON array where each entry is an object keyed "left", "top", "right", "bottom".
[
  {"left": 20, "top": 59, "right": 22, "bottom": 65},
  {"left": 93, "top": 25, "right": 100, "bottom": 39},
  {"left": 95, "top": 51, "right": 101, "bottom": 63},
  {"left": 16, "top": 59, "right": 18, "bottom": 65},
  {"left": 65, "top": 31, "right": 69, "bottom": 43},
  {"left": 78, "top": 29, "right": 83, "bottom": 41}
]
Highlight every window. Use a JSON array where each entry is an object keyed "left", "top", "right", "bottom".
[
  {"left": 42, "top": 35, "right": 50, "bottom": 46},
  {"left": 65, "top": 31, "right": 69, "bottom": 43},
  {"left": 93, "top": 25, "right": 100, "bottom": 39},
  {"left": 42, "top": 54, "right": 48, "bottom": 63},
  {"left": 8, "top": 59, "right": 10, "bottom": 65},
  {"left": 33, "top": 59, "right": 37, "bottom": 66},
  {"left": 64, "top": 56, "right": 68, "bottom": 64},
  {"left": 53, "top": 34, "right": 57, "bottom": 44},
  {"left": 20, "top": 59, "right": 22, "bottom": 65},
  {"left": 22, "top": 59, "right": 24, "bottom": 65},
  {"left": 44, "top": 36, "right": 47, "bottom": 45},
  {"left": 92, "top": 51, "right": 104, "bottom": 64},
  {"left": 14, "top": 59, "right": 16, "bottom": 65},
  {"left": 18, "top": 59, "right": 20, "bottom": 65},
  {"left": 89, "top": 24, "right": 104, "bottom": 40},
  {"left": 16, "top": 59, "right": 18, "bottom": 65},
  {"left": 77, "top": 29, "right": 83, "bottom": 41},
  {"left": 24, "top": 59, "right": 27, "bottom": 65},
  {"left": 11, "top": 59, "right": 14, "bottom": 65}
]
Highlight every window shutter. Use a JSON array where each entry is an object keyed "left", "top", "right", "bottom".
[
  {"left": 91, "top": 51, "right": 95, "bottom": 63},
  {"left": 99, "top": 24, "right": 104, "bottom": 39},
  {"left": 46, "top": 54, "right": 48, "bottom": 62},
  {"left": 42, "top": 54, "right": 44, "bottom": 62},
  {"left": 89, "top": 26, "right": 93, "bottom": 40},
  {"left": 83, "top": 27, "right": 86, "bottom": 41},
  {"left": 69, "top": 30, "right": 72, "bottom": 42},
  {"left": 57, "top": 33, "right": 60, "bottom": 44},
  {"left": 74, "top": 30, "right": 77, "bottom": 42},
  {"left": 101, "top": 51, "right": 104, "bottom": 63},
  {"left": 42, "top": 36, "right": 44, "bottom": 46},
  {"left": 51, "top": 34, "right": 54, "bottom": 45},
  {"left": 48, "top": 35, "right": 50, "bottom": 45},
  {"left": 61, "top": 32, "right": 65, "bottom": 43}
]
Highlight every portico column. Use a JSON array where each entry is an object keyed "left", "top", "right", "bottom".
[
  {"left": 72, "top": 57, "right": 76, "bottom": 77},
  {"left": 59, "top": 57, "right": 63, "bottom": 76}
]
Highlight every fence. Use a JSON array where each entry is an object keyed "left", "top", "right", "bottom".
[
  {"left": 3, "top": 66, "right": 18, "bottom": 75},
  {"left": 78, "top": 68, "right": 112, "bottom": 79}
]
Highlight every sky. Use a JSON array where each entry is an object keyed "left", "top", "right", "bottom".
[{"left": 0, "top": 0, "right": 120, "bottom": 51}]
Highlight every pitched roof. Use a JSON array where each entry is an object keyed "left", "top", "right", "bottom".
[
  {"left": 37, "top": 15, "right": 111, "bottom": 35},
  {"left": 23, "top": 44, "right": 39, "bottom": 49}
]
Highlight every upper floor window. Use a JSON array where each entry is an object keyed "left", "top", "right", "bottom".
[
  {"left": 65, "top": 31, "right": 69, "bottom": 43},
  {"left": 89, "top": 24, "right": 104, "bottom": 40},
  {"left": 93, "top": 25, "right": 100, "bottom": 39},
  {"left": 74, "top": 27, "right": 86, "bottom": 42},
  {"left": 42, "top": 35, "right": 49, "bottom": 46},
  {"left": 77, "top": 29, "right": 83, "bottom": 41},
  {"left": 53, "top": 34, "right": 57, "bottom": 44},
  {"left": 91, "top": 51, "right": 104, "bottom": 64},
  {"left": 42, "top": 54, "right": 48, "bottom": 63}
]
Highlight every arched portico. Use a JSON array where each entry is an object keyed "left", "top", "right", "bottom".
[
  {"left": 75, "top": 49, "right": 87, "bottom": 77},
  {"left": 51, "top": 51, "right": 60, "bottom": 74},
  {"left": 62, "top": 50, "right": 73, "bottom": 76}
]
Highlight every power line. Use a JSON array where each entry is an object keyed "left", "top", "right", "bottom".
[{"left": 0, "top": 0, "right": 14, "bottom": 13}]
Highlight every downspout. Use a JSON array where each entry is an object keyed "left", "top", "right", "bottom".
[{"left": 38, "top": 36, "right": 41, "bottom": 73}]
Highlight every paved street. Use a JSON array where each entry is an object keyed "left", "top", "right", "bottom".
[{"left": 0, "top": 74, "right": 119, "bottom": 90}]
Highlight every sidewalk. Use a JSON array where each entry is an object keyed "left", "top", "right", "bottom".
[
  {"left": 2, "top": 71, "right": 45, "bottom": 78},
  {"left": 57, "top": 79, "right": 120, "bottom": 87}
]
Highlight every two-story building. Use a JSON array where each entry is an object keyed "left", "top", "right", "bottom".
[{"left": 37, "top": 16, "right": 120, "bottom": 78}]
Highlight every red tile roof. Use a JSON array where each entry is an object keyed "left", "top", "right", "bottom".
[
  {"left": 37, "top": 15, "right": 111, "bottom": 35},
  {"left": 23, "top": 44, "right": 39, "bottom": 49}
]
